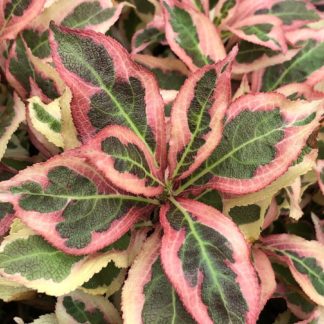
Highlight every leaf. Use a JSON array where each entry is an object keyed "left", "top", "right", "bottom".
[
  {"left": 133, "top": 54, "right": 189, "bottom": 90},
  {"left": 160, "top": 198, "right": 260, "bottom": 324},
  {"left": 278, "top": 288, "right": 316, "bottom": 321},
  {"left": 233, "top": 41, "right": 299, "bottom": 74},
  {"left": 252, "top": 249, "right": 276, "bottom": 317},
  {"left": 219, "top": 149, "right": 317, "bottom": 209},
  {"left": 168, "top": 49, "right": 236, "bottom": 180},
  {"left": 228, "top": 15, "right": 287, "bottom": 52},
  {"left": 255, "top": 0, "right": 320, "bottom": 29},
  {"left": 261, "top": 234, "right": 324, "bottom": 306},
  {"left": 162, "top": 0, "right": 226, "bottom": 71},
  {"left": 0, "top": 92, "right": 25, "bottom": 161},
  {"left": 131, "top": 15, "right": 166, "bottom": 54},
  {"left": 181, "top": 0, "right": 209, "bottom": 13},
  {"left": 83, "top": 125, "right": 164, "bottom": 196},
  {"left": 59, "top": 87, "right": 81, "bottom": 150},
  {"left": 233, "top": 74, "right": 251, "bottom": 100},
  {"left": 272, "top": 262, "right": 316, "bottom": 319},
  {"left": 175, "top": 93, "right": 323, "bottom": 195},
  {"left": 0, "top": 276, "right": 36, "bottom": 302},
  {"left": 276, "top": 83, "right": 324, "bottom": 101},
  {"left": 28, "top": 96, "right": 63, "bottom": 148},
  {"left": 194, "top": 188, "right": 223, "bottom": 211},
  {"left": 316, "top": 160, "right": 324, "bottom": 195},
  {"left": 213, "top": 0, "right": 239, "bottom": 26},
  {"left": 34, "top": 0, "right": 129, "bottom": 34},
  {"left": 81, "top": 262, "right": 126, "bottom": 296},
  {"left": 0, "top": 201, "right": 15, "bottom": 236},
  {"left": 25, "top": 108, "right": 61, "bottom": 159},
  {"left": 0, "top": 0, "right": 45, "bottom": 41},
  {"left": 5, "top": 36, "right": 62, "bottom": 100},
  {"left": 273, "top": 262, "right": 317, "bottom": 320},
  {"left": 311, "top": 213, "right": 324, "bottom": 244},
  {"left": 0, "top": 153, "right": 156, "bottom": 254},
  {"left": 0, "top": 225, "right": 146, "bottom": 296},
  {"left": 225, "top": 200, "right": 271, "bottom": 241},
  {"left": 18, "top": 28, "right": 51, "bottom": 59},
  {"left": 285, "top": 177, "right": 304, "bottom": 220},
  {"left": 259, "top": 40, "right": 324, "bottom": 91},
  {"left": 50, "top": 23, "right": 166, "bottom": 170},
  {"left": 262, "top": 198, "right": 280, "bottom": 230},
  {"left": 56, "top": 290, "right": 122, "bottom": 324},
  {"left": 122, "top": 228, "right": 195, "bottom": 324}
]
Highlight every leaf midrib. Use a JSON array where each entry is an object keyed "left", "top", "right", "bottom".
[
  {"left": 174, "top": 123, "right": 284, "bottom": 194},
  {"left": 72, "top": 54, "right": 155, "bottom": 157},
  {"left": 14, "top": 191, "right": 159, "bottom": 205},
  {"left": 68, "top": 7, "right": 112, "bottom": 29},
  {"left": 266, "top": 42, "right": 320, "bottom": 91},
  {"left": 169, "top": 198, "right": 244, "bottom": 323},
  {"left": 110, "top": 151, "right": 163, "bottom": 186},
  {"left": 172, "top": 77, "right": 215, "bottom": 178},
  {"left": 0, "top": 250, "right": 64, "bottom": 267},
  {"left": 279, "top": 249, "right": 324, "bottom": 284}
]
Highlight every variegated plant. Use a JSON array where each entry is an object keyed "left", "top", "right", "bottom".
[{"left": 0, "top": 0, "right": 324, "bottom": 323}]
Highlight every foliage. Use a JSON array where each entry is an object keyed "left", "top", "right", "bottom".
[{"left": 0, "top": 0, "right": 323, "bottom": 323}]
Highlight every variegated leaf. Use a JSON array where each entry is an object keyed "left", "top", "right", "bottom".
[
  {"left": 213, "top": 0, "right": 239, "bottom": 26},
  {"left": 122, "top": 228, "right": 195, "bottom": 323},
  {"left": 82, "top": 125, "right": 164, "bottom": 196},
  {"left": 0, "top": 200, "right": 15, "bottom": 236},
  {"left": 25, "top": 108, "right": 61, "bottom": 158},
  {"left": 262, "top": 198, "right": 280, "bottom": 230},
  {"left": 160, "top": 198, "right": 260, "bottom": 324},
  {"left": 133, "top": 54, "right": 189, "bottom": 90},
  {"left": 6, "top": 36, "right": 61, "bottom": 100},
  {"left": 50, "top": 24, "right": 166, "bottom": 170},
  {"left": 255, "top": 0, "right": 320, "bottom": 30},
  {"left": 276, "top": 83, "right": 324, "bottom": 101},
  {"left": 252, "top": 249, "right": 276, "bottom": 317},
  {"left": 228, "top": 15, "right": 287, "bottom": 52},
  {"left": 59, "top": 87, "right": 81, "bottom": 150},
  {"left": 225, "top": 199, "right": 271, "bottom": 241},
  {"left": 162, "top": 0, "right": 226, "bottom": 71},
  {"left": 82, "top": 262, "right": 126, "bottom": 297},
  {"left": 273, "top": 262, "right": 317, "bottom": 320},
  {"left": 34, "top": 0, "right": 129, "bottom": 34},
  {"left": 284, "top": 177, "right": 304, "bottom": 220},
  {"left": 257, "top": 40, "right": 324, "bottom": 91},
  {"left": 56, "top": 290, "right": 122, "bottom": 324},
  {"left": 0, "top": 224, "right": 146, "bottom": 295},
  {"left": 168, "top": 49, "right": 236, "bottom": 180},
  {"left": 261, "top": 234, "right": 324, "bottom": 306},
  {"left": 233, "top": 74, "right": 251, "bottom": 100},
  {"left": 0, "top": 275, "right": 36, "bottom": 302},
  {"left": 0, "top": 154, "right": 156, "bottom": 254},
  {"left": 0, "top": 92, "right": 25, "bottom": 161},
  {"left": 311, "top": 213, "right": 324, "bottom": 244},
  {"left": 131, "top": 15, "right": 165, "bottom": 54},
  {"left": 0, "top": 0, "right": 45, "bottom": 41},
  {"left": 28, "top": 96, "right": 63, "bottom": 148},
  {"left": 233, "top": 41, "right": 299, "bottom": 74},
  {"left": 181, "top": 0, "right": 209, "bottom": 13},
  {"left": 316, "top": 160, "right": 324, "bottom": 195},
  {"left": 175, "top": 94, "right": 323, "bottom": 195},
  {"left": 194, "top": 188, "right": 223, "bottom": 211}
]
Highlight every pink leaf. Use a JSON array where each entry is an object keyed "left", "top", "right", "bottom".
[
  {"left": 160, "top": 198, "right": 260, "bottom": 323},
  {"left": 50, "top": 23, "right": 166, "bottom": 170}
]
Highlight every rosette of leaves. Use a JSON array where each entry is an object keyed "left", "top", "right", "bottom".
[{"left": 0, "top": 21, "right": 323, "bottom": 323}]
